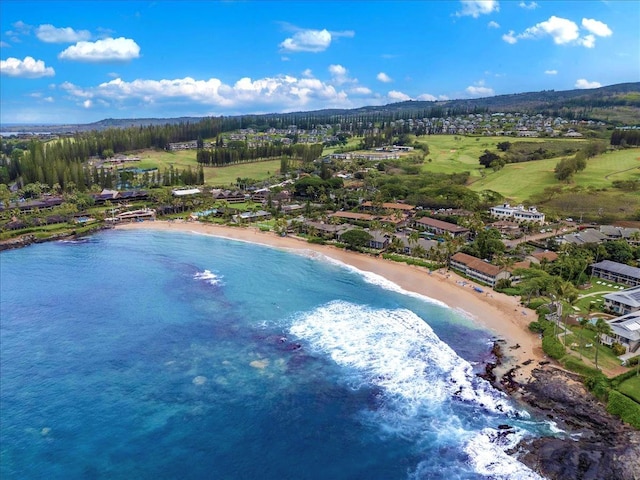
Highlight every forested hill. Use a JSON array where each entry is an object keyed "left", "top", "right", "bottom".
[{"left": 3, "top": 82, "right": 639, "bottom": 133}]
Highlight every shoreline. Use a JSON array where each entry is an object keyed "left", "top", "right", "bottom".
[{"left": 116, "top": 220, "right": 545, "bottom": 383}]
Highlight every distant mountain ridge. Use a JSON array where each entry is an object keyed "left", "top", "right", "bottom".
[{"left": 2, "top": 82, "right": 638, "bottom": 133}]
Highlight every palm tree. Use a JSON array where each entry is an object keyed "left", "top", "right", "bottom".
[
  {"left": 552, "top": 278, "right": 579, "bottom": 346},
  {"left": 408, "top": 230, "right": 420, "bottom": 249},
  {"left": 594, "top": 318, "right": 613, "bottom": 370}
]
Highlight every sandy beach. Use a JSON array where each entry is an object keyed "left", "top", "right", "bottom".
[{"left": 116, "top": 220, "right": 545, "bottom": 382}]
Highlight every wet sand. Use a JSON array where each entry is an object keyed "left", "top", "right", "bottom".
[{"left": 116, "top": 220, "right": 546, "bottom": 382}]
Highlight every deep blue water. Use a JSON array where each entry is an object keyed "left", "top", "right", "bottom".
[{"left": 0, "top": 229, "right": 551, "bottom": 479}]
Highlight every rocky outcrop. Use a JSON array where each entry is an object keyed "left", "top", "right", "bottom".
[{"left": 514, "top": 367, "right": 640, "bottom": 480}]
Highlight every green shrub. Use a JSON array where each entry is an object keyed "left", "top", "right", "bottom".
[
  {"left": 528, "top": 299, "right": 547, "bottom": 310},
  {"left": 626, "top": 356, "right": 640, "bottom": 367},
  {"left": 528, "top": 321, "right": 544, "bottom": 333},
  {"left": 585, "top": 373, "right": 611, "bottom": 400},
  {"left": 536, "top": 305, "right": 551, "bottom": 316},
  {"left": 561, "top": 356, "right": 601, "bottom": 377},
  {"left": 612, "top": 342, "right": 627, "bottom": 356},
  {"left": 495, "top": 278, "right": 512, "bottom": 290},
  {"left": 607, "top": 390, "right": 640, "bottom": 429},
  {"left": 307, "top": 237, "right": 326, "bottom": 245},
  {"left": 542, "top": 324, "right": 566, "bottom": 360}
]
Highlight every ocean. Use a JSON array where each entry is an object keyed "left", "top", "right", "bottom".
[{"left": 0, "top": 229, "right": 553, "bottom": 479}]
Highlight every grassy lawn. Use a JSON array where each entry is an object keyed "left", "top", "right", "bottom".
[
  {"left": 119, "top": 149, "right": 283, "bottom": 187},
  {"left": 563, "top": 327, "right": 624, "bottom": 372},
  {"left": 618, "top": 375, "right": 640, "bottom": 403},
  {"left": 415, "top": 135, "right": 507, "bottom": 178},
  {"left": 574, "top": 280, "right": 628, "bottom": 313},
  {"left": 467, "top": 147, "right": 640, "bottom": 203}
]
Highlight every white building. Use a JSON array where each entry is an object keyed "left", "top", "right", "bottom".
[
  {"left": 604, "top": 286, "right": 640, "bottom": 315},
  {"left": 489, "top": 203, "right": 545, "bottom": 224}
]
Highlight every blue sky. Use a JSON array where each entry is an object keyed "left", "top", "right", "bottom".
[{"left": 1, "top": 0, "right": 638, "bottom": 124}]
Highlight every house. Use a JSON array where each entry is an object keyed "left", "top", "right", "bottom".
[
  {"left": 560, "top": 229, "right": 608, "bottom": 246},
  {"left": 366, "top": 229, "right": 390, "bottom": 250},
  {"left": 601, "top": 312, "right": 640, "bottom": 355},
  {"left": 489, "top": 203, "right": 545, "bottom": 224},
  {"left": 303, "top": 221, "right": 348, "bottom": 239},
  {"left": 490, "top": 220, "right": 521, "bottom": 235},
  {"left": 528, "top": 251, "right": 559, "bottom": 264},
  {"left": 604, "top": 286, "right": 640, "bottom": 315},
  {"left": 412, "top": 217, "right": 470, "bottom": 238},
  {"left": 393, "top": 234, "right": 438, "bottom": 256},
  {"left": 600, "top": 226, "right": 640, "bottom": 245},
  {"left": 449, "top": 252, "right": 510, "bottom": 287},
  {"left": 590, "top": 260, "right": 640, "bottom": 287}
]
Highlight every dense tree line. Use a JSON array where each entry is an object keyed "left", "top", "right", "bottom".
[
  {"left": 610, "top": 130, "right": 640, "bottom": 147},
  {"left": 196, "top": 143, "right": 323, "bottom": 166}
]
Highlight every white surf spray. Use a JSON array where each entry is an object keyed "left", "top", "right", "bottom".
[
  {"left": 193, "top": 269, "right": 222, "bottom": 286},
  {"left": 289, "top": 301, "right": 543, "bottom": 479}
]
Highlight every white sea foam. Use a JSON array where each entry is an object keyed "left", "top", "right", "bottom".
[
  {"left": 193, "top": 269, "right": 221, "bottom": 286},
  {"left": 464, "top": 428, "right": 544, "bottom": 479},
  {"left": 289, "top": 301, "right": 515, "bottom": 416},
  {"left": 290, "top": 301, "right": 541, "bottom": 477},
  {"left": 297, "top": 251, "right": 451, "bottom": 309}
]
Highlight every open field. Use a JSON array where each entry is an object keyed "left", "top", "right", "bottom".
[
  {"left": 416, "top": 135, "right": 509, "bottom": 177},
  {"left": 467, "top": 148, "right": 640, "bottom": 203},
  {"left": 120, "top": 149, "right": 283, "bottom": 186}
]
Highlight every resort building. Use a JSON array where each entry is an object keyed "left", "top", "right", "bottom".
[
  {"left": 360, "top": 201, "right": 415, "bottom": 213},
  {"left": 590, "top": 260, "right": 640, "bottom": 287},
  {"left": 412, "top": 217, "right": 470, "bottom": 238},
  {"left": 172, "top": 188, "right": 201, "bottom": 197},
  {"left": 232, "top": 210, "right": 271, "bottom": 223},
  {"left": 449, "top": 252, "right": 510, "bottom": 288},
  {"left": 560, "top": 229, "right": 608, "bottom": 246},
  {"left": 108, "top": 208, "right": 156, "bottom": 223},
  {"left": 604, "top": 287, "right": 640, "bottom": 315},
  {"left": 329, "top": 211, "right": 376, "bottom": 223},
  {"left": 602, "top": 312, "right": 640, "bottom": 355},
  {"left": 489, "top": 204, "right": 545, "bottom": 224}
]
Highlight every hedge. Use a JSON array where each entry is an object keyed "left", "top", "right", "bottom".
[
  {"left": 607, "top": 390, "right": 640, "bottom": 429},
  {"left": 542, "top": 323, "right": 566, "bottom": 359}
]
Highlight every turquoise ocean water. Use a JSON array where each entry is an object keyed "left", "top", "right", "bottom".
[{"left": 0, "top": 229, "right": 553, "bottom": 479}]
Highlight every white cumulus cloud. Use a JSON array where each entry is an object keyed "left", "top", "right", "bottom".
[
  {"left": 58, "top": 37, "right": 140, "bottom": 62},
  {"left": 581, "top": 18, "right": 612, "bottom": 37},
  {"left": 544, "top": 69, "right": 558, "bottom": 75},
  {"left": 575, "top": 78, "right": 601, "bottom": 89},
  {"left": 377, "top": 72, "right": 392, "bottom": 83},
  {"left": 509, "top": 16, "right": 611, "bottom": 48},
  {"left": 388, "top": 90, "right": 411, "bottom": 102},
  {"left": 519, "top": 1, "right": 538, "bottom": 9},
  {"left": 502, "top": 30, "right": 517, "bottom": 44},
  {"left": 280, "top": 28, "right": 337, "bottom": 53},
  {"left": 83, "top": 99, "right": 93, "bottom": 108},
  {"left": 488, "top": 21, "right": 500, "bottom": 29},
  {"left": 466, "top": 84, "right": 495, "bottom": 96},
  {"left": 0, "top": 56, "right": 55, "bottom": 78},
  {"left": 417, "top": 93, "right": 438, "bottom": 101},
  {"left": 520, "top": 16, "right": 580, "bottom": 44},
  {"left": 456, "top": 0, "right": 499, "bottom": 18},
  {"left": 36, "top": 24, "right": 91, "bottom": 43},
  {"left": 350, "top": 86, "right": 372, "bottom": 95},
  {"left": 59, "top": 73, "right": 358, "bottom": 112}
]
